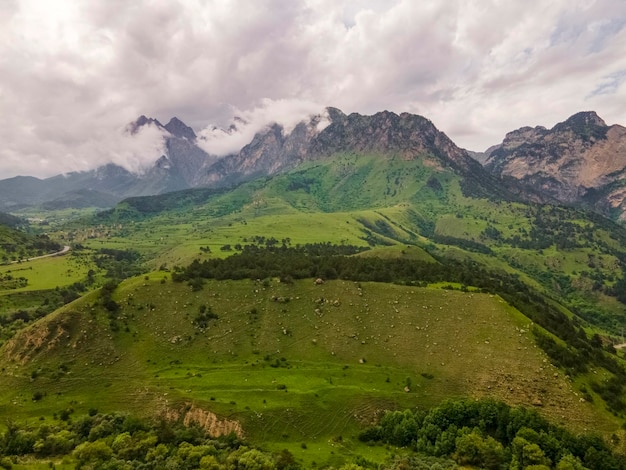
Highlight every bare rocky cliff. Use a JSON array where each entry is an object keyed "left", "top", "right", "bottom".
[{"left": 483, "top": 112, "right": 626, "bottom": 220}]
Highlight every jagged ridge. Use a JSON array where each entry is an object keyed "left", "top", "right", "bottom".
[{"left": 482, "top": 111, "right": 626, "bottom": 219}]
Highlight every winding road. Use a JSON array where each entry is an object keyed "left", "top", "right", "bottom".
[{"left": 12, "top": 245, "right": 71, "bottom": 263}]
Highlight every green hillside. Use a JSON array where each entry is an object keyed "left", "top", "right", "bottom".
[
  {"left": 0, "top": 222, "right": 61, "bottom": 265},
  {"left": 5, "top": 150, "right": 626, "bottom": 466},
  {"left": 1, "top": 274, "right": 618, "bottom": 465},
  {"left": 76, "top": 153, "right": 626, "bottom": 337}
]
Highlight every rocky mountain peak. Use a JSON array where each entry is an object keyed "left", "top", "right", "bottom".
[
  {"left": 551, "top": 111, "right": 608, "bottom": 142},
  {"left": 325, "top": 107, "right": 347, "bottom": 122},
  {"left": 164, "top": 117, "right": 197, "bottom": 141},
  {"left": 0, "top": 107, "right": 527, "bottom": 212},
  {"left": 558, "top": 111, "right": 607, "bottom": 129},
  {"left": 127, "top": 115, "right": 163, "bottom": 135},
  {"left": 202, "top": 108, "right": 495, "bottom": 193},
  {"left": 483, "top": 110, "right": 626, "bottom": 217},
  {"left": 312, "top": 109, "right": 468, "bottom": 171}
]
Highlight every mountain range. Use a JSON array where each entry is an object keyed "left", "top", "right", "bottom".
[
  {"left": 2, "top": 109, "right": 626, "bottom": 221},
  {"left": 4, "top": 106, "right": 626, "bottom": 467}
]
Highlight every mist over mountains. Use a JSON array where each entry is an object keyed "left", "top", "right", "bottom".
[{"left": 2, "top": 108, "right": 626, "bottom": 220}]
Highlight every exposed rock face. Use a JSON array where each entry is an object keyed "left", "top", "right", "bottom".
[
  {"left": 483, "top": 111, "right": 626, "bottom": 219},
  {"left": 311, "top": 109, "right": 468, "bottom": 166},
  {"left": 202, "top": 116, "right": 325, "bottom": 186},
  {"left": 201, "top": 108, "right": 500, "bottom": 194},
  {"left": 162, "top": 404, "right": 243, "bottom": 438}
]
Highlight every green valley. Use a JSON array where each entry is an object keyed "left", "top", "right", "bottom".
[{"left": 3, "top": 148, "right": 626, "bottom": 468}]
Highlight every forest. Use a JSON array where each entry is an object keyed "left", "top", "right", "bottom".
[{"left": 359, "top": 399, "right": 625, "bottom": 470}]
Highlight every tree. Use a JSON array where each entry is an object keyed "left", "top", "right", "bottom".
[
  {"left": 200, "top": 454, "right": 222, "bottom": 469},
  {"left": 511, "top": 436, "right": 550, "bottom": 469},
  {"left": 453, "top": 430, "right": 505, "bottom": 470},
  {"left": 73, "top": 440, "right": 113, "bottom": 465},
  {"left": 557, "top": 454, "right": 590, "bottom": 470},
  {"left": 226, "top": 447, "right": 274, "bottom": 470}
]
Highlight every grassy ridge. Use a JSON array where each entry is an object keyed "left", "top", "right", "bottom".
[{"left": 0, "top": 275, "right": 614, "bottom": 464}]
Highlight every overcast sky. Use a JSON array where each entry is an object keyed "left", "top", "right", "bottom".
[{"left": 1, "top": 0, "right": 625, "bottom": 179}]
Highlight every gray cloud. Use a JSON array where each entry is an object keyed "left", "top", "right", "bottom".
[{"left": 0, "top": 0, "right": 625, "bottom": 178}]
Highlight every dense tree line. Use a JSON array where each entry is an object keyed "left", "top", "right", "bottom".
[
  {"left": 0, "top": 410, "right": 469, "bottom": 469},
  {"left": 0, "top": 411, "right": 300, "bottom": 469},
  {"left": 359, "top": 399, "right": 624, "bottom": 470},
  {"left": 10, "top": 403, "right": 615, "bottom": 469}
]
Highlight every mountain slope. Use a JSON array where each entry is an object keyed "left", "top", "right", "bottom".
[
  {"left": 201, "top": 108, "right": 520, "bottom": 202},
  {"left": 483, "top": 111, "right": 626, "bottom": 219},
  {"left": 93, "top": 147, "right": 626, "bottom": 341},
  {"left": 0, "top": 276, "right": 614, "bottom": 450},
  {"left": 0, "top": 109, "right": 525, "bottom": 211}
]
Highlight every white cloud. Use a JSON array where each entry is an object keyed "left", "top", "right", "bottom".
[
  {"left": 0, "top": 0, "right": 625, "bottom": 178},
  {"left": 196, "top": 98, "right": 327, "bottom": 156}
]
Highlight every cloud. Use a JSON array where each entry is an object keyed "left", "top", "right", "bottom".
[
  {"left": 589, "top": 69, "right": 626, "bottom": 97},
  {"left": 196, "top": 98, "right": 328, "bottom": 156},
  {"left": 1, "top": 0, "right": 625, "bottom": 178}
]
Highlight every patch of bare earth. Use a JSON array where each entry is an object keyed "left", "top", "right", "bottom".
[
  {"left": 163, "top": 403, "right": 244, "bottom": 438},
  {"left": 3, "top": 315, "right": 72, "bottom": 365}
]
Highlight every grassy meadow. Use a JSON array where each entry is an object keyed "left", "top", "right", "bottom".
[
  {"left": 1, "top": 275, "right": 617, "bottom": 466},
  {"left": 0, "top": 254, "right": 90, "bottom": 295}
]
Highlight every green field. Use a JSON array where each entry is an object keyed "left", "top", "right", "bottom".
[{"left": 0, "top": 253, "right": 89, "bottom": 294}]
